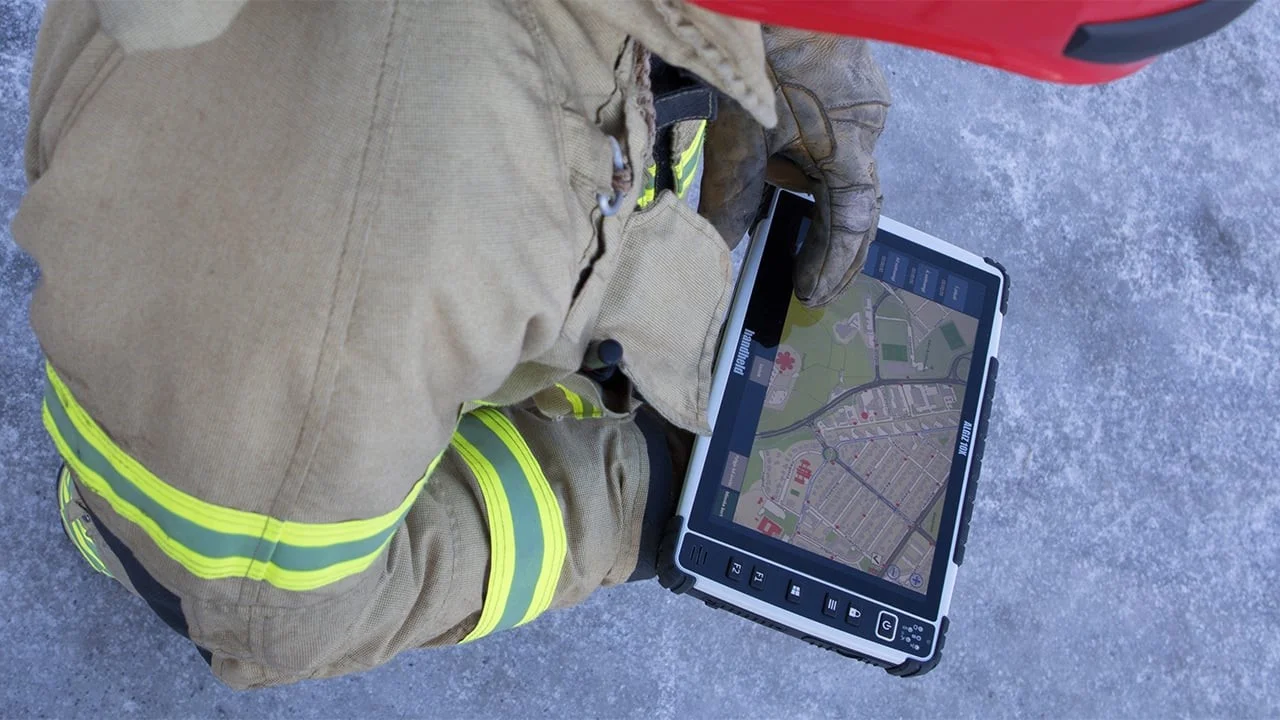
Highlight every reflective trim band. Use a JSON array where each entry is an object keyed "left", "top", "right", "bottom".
[
  {"left": 57, "top": 464, "right": 74, "bottom": 532},
  {"left": 638, "top": 167, "right": 656, "bottom": 209},
  {"left": 554, "top": 383, "right": 602, "bottom": 419},
  {"left": 59, "top": 466, "right": 112, "bottom": 577},
  {"left": 454, "top": 408, "right": 566, "bottom": 641},
  {"left": 72, "top": 519, "right": 111, "bottom": 576},
  {"left": 42, "top": 363, "right": 440, "bottom": 591},
  {"left": 637, "top": 118, "right": 706, "bottom": 209},
  {"left": 473, "top": 409, "right": 566, "bottom": 627},
  {"left": 674, "top": 119, "right": 707, "bottom": 198}
]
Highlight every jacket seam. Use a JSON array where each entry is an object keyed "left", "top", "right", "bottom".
[
  {"left": 243, "top": 0, "right": 402, "bottom": 607},
  {"left": 613, "top": 419, "right": 651, "bottom": 580},
  {"left": 37, "top": 34, "right": 124, "bottom": 177},
  {"left": 188, "top": 558, "right": 386, "bottom": 678},
  {"left": 514, "top": 0, "right": 580, "bottom": 300}
]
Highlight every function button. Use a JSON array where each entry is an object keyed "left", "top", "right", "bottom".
[
  {"left": 845, "top": 605, "right": 863, "bottom": 627},
  {"left": 876, "top": 611, "right": 899, "bottom": 642},
  {"left": 822, "top": 594, "right": 841, "bottom": 618},
  {"left": 749, "top": 567, "right": 767, "bottom": 590},
  {"left": 785, "top": 580, "right": 803, "bottom": 604},
  {"left": 725, "top": 558, "right": 745, "bottom": 583}
]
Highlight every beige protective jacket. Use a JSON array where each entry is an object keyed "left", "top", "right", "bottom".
[{"left": 15, "top": 0, "right": 776, "bottom": 688}]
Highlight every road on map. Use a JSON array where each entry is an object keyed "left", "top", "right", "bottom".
[{"left": 755, "top": 375, "right": 964, "bottom": 440}]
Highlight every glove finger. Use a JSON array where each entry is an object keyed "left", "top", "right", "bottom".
[
  {"left": 698, "top": 96, "right": 769, "bottom": 250},
  {"left": 794, "top": 170, "right": 881, "bottom": 307}
]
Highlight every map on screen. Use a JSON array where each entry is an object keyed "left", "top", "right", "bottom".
[{"left": 722, "top": 267, "right": 978, "bottom": 596}]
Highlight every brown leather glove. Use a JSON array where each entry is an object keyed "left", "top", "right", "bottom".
[{"left": 700, "top": 27, "right": 890, "bottom": 307}]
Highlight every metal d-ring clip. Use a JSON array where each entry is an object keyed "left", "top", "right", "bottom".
[{"left": 596, "top": 135, "right": 627, "bottom": 217}]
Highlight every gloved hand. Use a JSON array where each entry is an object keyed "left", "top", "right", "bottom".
[{"left": 700, "top": 27, "right": 890, "bottom": 307}]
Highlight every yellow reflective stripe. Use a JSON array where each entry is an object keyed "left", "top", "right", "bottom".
[
  {"left": 59, "top": 466, "right": 111, "bottom": 577},
  {"left": 71, "top": 519, "right": 111, "bottom": 576},
  {"left": 679, "top": 120, "right": 708, "bottom": 174},
  {"left": 67, "top": 515, "right": 90, "bottom": 564},
  {"left": 557, "top": 383, "right": 585, "bottom": 417},
  {"left": 453, "top": 409, "right": 566, "bottom": 642},
  {"left": 675, "top": 119, "right": 707, "bottom": 198},
  {"left": 47, "top": 366, "right": 420, "bottom": 547},
  {"left": 554, "top": 383, "right": 602, "bottom": 420},
  {"left": 638, "top": 165, "right": 657, "bottom": 209},
  {"left": 58, "top": 465, "right": 73, "bottom": 512},
  {"left": 453, "top": 431, "right": 516, "bottom": 643},
  {"left": 638, "top": 119, "right": 706, "bottom": 207},
  {"left": 43, "top": 363, "right": 443, "bottom": 592},
  {"left": 472, "top": 409, "right": 566, "bottom": 625},
  {"left": 47, "top": 404, "right": 430, "bottom": 591},
  {"left": 68, "top": 519, "right": 92, "bottom": 566}
]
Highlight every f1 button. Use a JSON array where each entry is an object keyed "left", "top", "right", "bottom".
[{"left": 876, "top": 611, "right": 899, "bottom": 642}]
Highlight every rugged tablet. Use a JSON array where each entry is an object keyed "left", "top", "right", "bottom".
[{"left": 660, "top": 190, "right": 1008, "bottom": 675}]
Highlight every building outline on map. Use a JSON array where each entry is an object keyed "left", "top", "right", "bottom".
[{"left": 732, "top": 273, "right": 978, "bottom": 595}]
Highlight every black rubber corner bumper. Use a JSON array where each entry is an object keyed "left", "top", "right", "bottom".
[{"left": 1065, "top": 0, "right": 1257, "bottom": 65}]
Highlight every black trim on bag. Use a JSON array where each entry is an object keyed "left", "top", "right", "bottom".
[{"left": 1064, "top": 0, "right": 1257, "bottom": 64}]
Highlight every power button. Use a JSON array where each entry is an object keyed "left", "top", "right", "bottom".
[{"left": 876, "top": 611, "right": 899, "bottom": 642}]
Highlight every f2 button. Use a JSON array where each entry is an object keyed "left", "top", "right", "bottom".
[{"left": 725, "top": 559, "right": 745, "bottom": 583}]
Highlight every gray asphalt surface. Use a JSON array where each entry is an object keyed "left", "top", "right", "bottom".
[{"left": 3, "top": 2, "right": 1278, "bottom": 717}]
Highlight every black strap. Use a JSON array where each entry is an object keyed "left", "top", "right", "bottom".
[
  {"left": 654, "top": 86, "right": 717, "bottom": 131},
  {"left": 628, "top": 409, "right": 677, "bottom": 582},
  {"left": 649, "top": 56, "right": 717, "bottom": 195}
]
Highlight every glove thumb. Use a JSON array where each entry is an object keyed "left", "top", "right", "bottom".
[{"left": 698, "top": 96, "right": 769, "bottom": 250}]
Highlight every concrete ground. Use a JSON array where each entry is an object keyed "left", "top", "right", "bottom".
[{"left": 3, "top": 2, "right": 1278, "bottom": 718}]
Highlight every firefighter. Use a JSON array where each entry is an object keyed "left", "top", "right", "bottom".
[
  {"left": 16, "top": 0, "right": 1239, "bottom": 690},
  {"left": 15, "top": 0, "right": 887, "bottom": 687}
]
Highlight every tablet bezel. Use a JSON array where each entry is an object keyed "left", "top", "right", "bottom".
[{"left": 683, "top": 190, "right": 1004, "bottom": 621}]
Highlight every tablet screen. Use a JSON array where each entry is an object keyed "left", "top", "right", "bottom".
[{"left": 693, "top": 192, "right": 998, "bottom": 610}]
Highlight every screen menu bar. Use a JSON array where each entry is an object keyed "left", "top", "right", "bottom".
[{"left": 864, "top": 235, "right": 986, "bottom": 318}]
